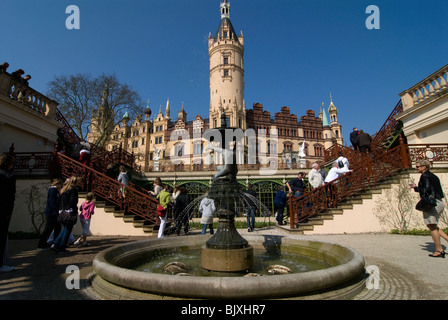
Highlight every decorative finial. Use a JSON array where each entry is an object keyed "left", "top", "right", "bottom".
[{"left": 220, "top": 0, "right": 230, "bottom": 19}]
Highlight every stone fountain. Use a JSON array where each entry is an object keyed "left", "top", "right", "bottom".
[
  {"left": 201, "top": 111, "right": 253, "bottom": 272},
  {"left": 90, "top": 112, "right": 367, "bottom": 300}
]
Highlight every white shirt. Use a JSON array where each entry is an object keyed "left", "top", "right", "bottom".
[
  {"left": 308, "top": 168, "right": 324, "bottom": 189},
  {"left": 325, "top": 167, "right": 350, "bottom": 184}
]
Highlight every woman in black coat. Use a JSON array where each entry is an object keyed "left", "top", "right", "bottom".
[
  {"left": 38, "top": 178, "right": 63, "bottom": 248},
  {"left": 52, "top": 176, "right": 80, "bottom": 253},
  {"left": 410, "top": 160, "right": 446, "bottom": 258}
]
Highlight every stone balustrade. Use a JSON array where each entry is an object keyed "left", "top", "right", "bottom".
[
  {"left": 0, "top": 72, "right": 58, "bottom": 119},
  {"left": 400, "top": 64, "right": 448, "bottom": 110}
]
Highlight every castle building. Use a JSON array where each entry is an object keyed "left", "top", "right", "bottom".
[{"left": 91, "top": 0, "right": 343, "bottom": 172}]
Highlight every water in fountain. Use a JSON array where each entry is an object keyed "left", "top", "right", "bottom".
[
  {"left": 236, "top": 191, "right": 272, "bottom": 218},
  {"left": 167, "top": 194, "right": 206, "bottom": 235}
]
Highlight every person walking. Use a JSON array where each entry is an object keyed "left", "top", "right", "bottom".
[
  {"left": 350, "top": 127, "right": 360, "bottom": 151},
  {"left": 117, "top": 166, "right": 129, "bottom": 198},
  {"left": 356, "top": 130, "right": 372, "bottom": 154},
  {"left": 156, "top": 185, "right": 171, "bottom": 238},
  {"left": 309, "top": 163, "right": 324, "bottom": 189},
  {"left": 150, "top": 177, "right": 163, "bottom": 197},
  {"left": 52, "top": 176, "right": 80, "bottom": 253},
  {"left": 410, "top": 160, "right": 447, "bottom": 258},
  {"left": 74, "top": 192, "right": 95, "bottom": 247},
  {"left": 286, "top": 172, "right": 306, "bottom": 198},
  {"left": 273, "top": 185, "right": 287, "bottom": 225},
  {"left": 38, "top": 178, "right": 63, "bottom": 249},
  {"left": 199, "top": 190, "right": 216, "bottom": 235},
  {"left": 324, "top": 161, "right": 353, "bottom": 207},
  {"left": 336, "top": 152, "right": 350, "bottom": 170},
  {"left": 0, "top": 153, "right": 16, "bottom": 273},
  {"left": 244, "top": 184, "right": 258, "bottom": 232},
  {"left": 173, "top": 187, "right": 190, "bottom": 235}
]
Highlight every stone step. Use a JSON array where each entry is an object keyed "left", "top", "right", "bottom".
[
  {"left": 315, "top": 213, "right": 334, "bottom": 220},
  {"left": 307, "top": 218, "right": 324, "bottom": 225}
]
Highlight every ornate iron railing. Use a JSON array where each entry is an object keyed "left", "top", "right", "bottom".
[
  {"left": 55, "top": 153, "right": 159, "bottom": 224},
  {"left": 407, "top": 144, "right": 448, "bottom": 165},
  {"left": 371, "top": 99, "right": 403, "bottom": 148},
  {"left": 55, "top": 109, "right": 141, "bottom": 172},
  {"left": 12, "top": 152, "right": 56, "bottom": 175},
  {"left": 289, "top": 141, "right": 448, "bottom": 228}
]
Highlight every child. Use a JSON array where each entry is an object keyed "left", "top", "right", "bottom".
[
  {"left": 75, "top": 192, "right": 95, "bottom": 247},
  {"left": 117, "top": 166, "right": 129, "bottom": 198},
  {"left": 156, "top": 185, "right": 171, "bottom": 238}
]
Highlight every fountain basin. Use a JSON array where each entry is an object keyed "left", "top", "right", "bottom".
[{"left": 91, "top": 235, "right": 366, "bottom": 300}]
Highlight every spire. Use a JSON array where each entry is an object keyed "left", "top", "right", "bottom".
[
  {"left": 321, "top": 103, "right": 329, "bottom": 126},
  {"left": 165, "top": 98, "right": 170, "bottom": 119},
  {"left": 214, "top": 0, "right": 239, "bottom": 43},
  {"left": 220, "top": 0, "right": 230, "bottom": 19},
  {"left": 144, "top": 99, "right": 151, "bottom": 119},
  {"left": 328, "top": 92, "right": 337, "bottom": 112}
]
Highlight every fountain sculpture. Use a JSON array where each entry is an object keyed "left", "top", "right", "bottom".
[{"left": 201, "top": 111, "right": 253, "bottom": 272}]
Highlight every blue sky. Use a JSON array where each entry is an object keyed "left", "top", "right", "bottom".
[{"left": 1, "top": 0, "right": 447, "bottom": 144}]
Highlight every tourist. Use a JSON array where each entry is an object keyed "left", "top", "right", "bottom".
[
  {"left": 150, "top": 177, "right": 163, "bottom": 197},
  {"left": 309, "top": 163, "right": 324, "bottom": 189},
  {"left": 52, "top": 176, "right": 80, "bottom": 253},
  {"left": 79, "top": 145, "right": 91, "bottom": 167},
  {"left": 350, "top": 127, "right": 360, "bottom": 151},
  {"left": 199, "top": 189, "right": 216, "bottom": 235},
  {"left": 10, "top": 69, "right": 24, "bottom": 80},
  {"left": 286, "top": 172, "right": 306, "bottom": 198},
  {"left": 324, "top": 161, "right": 352, "bottom": 184},
  {"left": 174, "top": 187, "right": 190, "bottom": 235},
  {"left": 273, "top": 185, "right": 287, "bottom": 225},
  {"left": 106, "top": 163, "right": 116, "bottom": 179},
  {"left": 172, "top": 184, "right": 181, "bottom": 205},
  {"left": 156, "top": 185, "right": 171, "bottom": 238},
  {"left": 75, "top": 192, "right": 95, "bottom": 247},
  {"left": 318, "top": 162, "right": 327, "bottom": 181},
  {"left": 336, "top": 152, "right": 349, "bottom": 170},
  {"left": 21, "top": 74, "right": 31, "bottom": 86},
  {"left": 356, "top": 130, "right": 372, "bottom": 154},
  {"left": 244, "top": 184, "right": 258, "bottom": 232},
  {"left": 117, "top": 165, "right": 129, "bottom": 198},
  {"left": 37, "top": 178, "right": 63, "bottom": 249},
  {"left": 410, "top": 160, "right": 447, "bottom": 258},
  {"left": 324, "top": 161, "right": 353, "bottom": 207},
  {"left": 0, "top": 153, "right": 16, "bottom": 273},
  {"left": 0, "top": 62, "right": 9, "bottom": 73}
]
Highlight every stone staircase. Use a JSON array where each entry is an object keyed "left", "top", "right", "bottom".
[{"left": 279, "top": 170, "right": 412, "bottom": 235}]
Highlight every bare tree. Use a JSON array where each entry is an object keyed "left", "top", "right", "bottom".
[
  {"left": 47, "top": 73, "right": 143, "bottom": 147},
  {"left": 374, "top": 179, "right": 421, "bottom": 232}
]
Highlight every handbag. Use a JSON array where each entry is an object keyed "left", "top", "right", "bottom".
[
  {"left": 415, "top": 196, "right": 437, "bottom": 211},
  {"left": 157, "top": 204, "right": 167, "bottom": 217},
  {"left": 58, "top": 196, "right": 77, "bottom": 224},
  {"left": 57, "top": 209, "right": 77, "bottom": 224}
]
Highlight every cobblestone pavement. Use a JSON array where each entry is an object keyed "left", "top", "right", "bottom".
[{"left": 1, "top": 228, "right": 447, "bottom": 301}]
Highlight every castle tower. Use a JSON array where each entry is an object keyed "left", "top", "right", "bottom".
[
  {"left": 208, "top": 0, "right": 246, "bottom": 130},
  {"left": 328, "top": 93, "right": 343, "bottom": 145}
]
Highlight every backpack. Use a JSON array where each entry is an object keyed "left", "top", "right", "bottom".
[{"left": 338, "top": 160, "right": 344, "bottom": 168}]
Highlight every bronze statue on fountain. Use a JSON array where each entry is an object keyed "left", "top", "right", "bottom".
[{"left": 201, "top": 111, "right": 254, "bottom": 272}]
